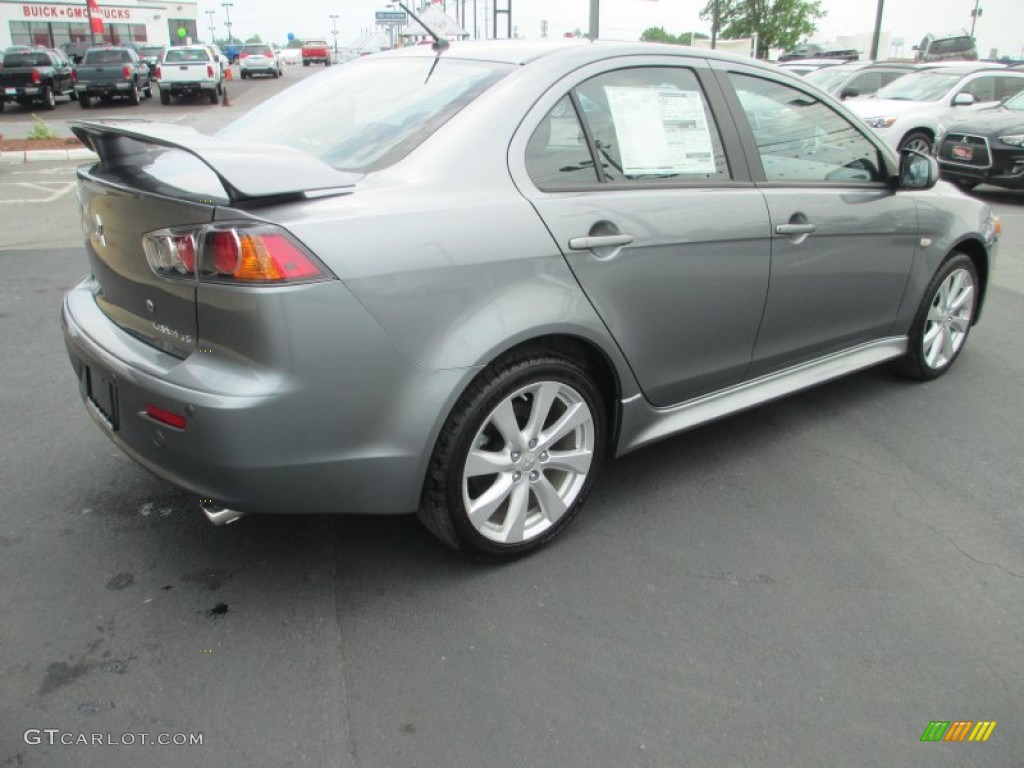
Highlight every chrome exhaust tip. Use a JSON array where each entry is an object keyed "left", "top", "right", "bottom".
[{"left": 200, "top": 502, "right": 244, "bottom": 526}]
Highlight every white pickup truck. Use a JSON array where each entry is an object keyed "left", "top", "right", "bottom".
[{"left": 154, "top": 45, "right": 224, "bottom": 105}]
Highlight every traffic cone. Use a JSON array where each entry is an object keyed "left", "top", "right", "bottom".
[{"left": 225, "top": 67, "right": 233, "bottom": 81}]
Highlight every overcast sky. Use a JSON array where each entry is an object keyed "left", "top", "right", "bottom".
[{"left": 200, "top": 0, "right": 1024, "bottom": 59}]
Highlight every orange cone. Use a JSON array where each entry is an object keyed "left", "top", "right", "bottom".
[{"left": 225, "top": 67, "right": 233, "bottom": 81}]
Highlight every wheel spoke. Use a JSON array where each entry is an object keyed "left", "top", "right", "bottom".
[
  {"left": 949, "top": 315, "right": 970, "bottom": 334},
  {"left": 544, "top": 447, "right": 593, "bottom": 475},
  {"left": 949, "top": 284, "right": 974, "bottom": 312},
  {"left": 466, "top": 475, "right": 515, "bottom": 528},
  {"left": 464, "top": 448, "right": 513, "bottom": 478},
  {"left": 538, "top": 402, "right": 590, "bottom": 450},
  {"left": 927, "top": 304, "right": 943, "bottom": 324},
  {"left": 488, "top": 398, "right": 524, "bottom": 451},
  {"left": 532, "top": 474, "right": 568, "bottom": 524},
  {"left": 500, "top": 483, "right": 530, "bottom": 543},
  {"left": 925, "top": 327, "right": 946, "bottom": 368},
  {"left": 523, "top": 382, "right": 560, "bottom": 442},
  {"left": 922, "top": 322, "right": 942, "bottom": 347},
  {"left": 941, "top": 323, "right": 956, "bottom": 361}
]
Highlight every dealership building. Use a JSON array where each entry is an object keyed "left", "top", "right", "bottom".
[{"left": 0, "top": 0, "right": 198, "bottom": 52}]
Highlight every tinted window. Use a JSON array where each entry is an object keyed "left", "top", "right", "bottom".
[
  {"left": 165, "top": 48, "right": 210, "bottom": 63},
  {"left": 960, "top": 76, "right": 996, "bottom": 102},
  {"left": 241, "top": 45, "right": 272, "bottom": 55},
  {"left": 730, "top": 74, "right": 884, "bottom": 183},
  {"left": 574, "top": 67, "right": 730, "bottom": 183},
  {"left": 4, "top": 52, "right": 50, "bottom": 67},
  {"left": 526, "top": 96, "right": 599, "bottom": 188},
  {"left": 996, "top": 76, "right": 1024, "bottom": 101},
  {"left": 84, "top": 49, "right": 131, "bottom": 64},
  {"left": 218, "top": 58, "right": 512, "bottom": 173}
]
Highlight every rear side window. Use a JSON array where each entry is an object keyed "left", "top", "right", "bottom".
[
  {"left": 526, "top": 96, "right": 600, "bottom": 187},
  {"left": 575, "top": 67, "right": 730, "bottom": 183},
  {"left": 730, "top": 73, "right": 884, "bottom": 183}
]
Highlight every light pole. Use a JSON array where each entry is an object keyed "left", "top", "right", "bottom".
[
  {"left": 205, "top": 10, "right": 216, "bottom": 43},
  {"left": 329, "top": 14, "right": 339, "bottom": 61},
  {"left": 969, "top": 0, "right": 982, "bottom": 37},
  {"left": 221, "top": 2, "right": 234, "bottom": 45}
]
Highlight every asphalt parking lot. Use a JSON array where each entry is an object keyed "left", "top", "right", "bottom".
[{"left": 1, "top": 74, "right": 1022, "bottom": 766}]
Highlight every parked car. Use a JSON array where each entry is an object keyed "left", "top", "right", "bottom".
[
  {"left": 154, "top": 44, "right": 224, "bottom": 104},
  {"left": 134, "top": 45, "right": 165, "bottom": 74},
  {"left": 804, "top": 61, "right": 918, "bottom": 99},
  {"left": 778, "top": 44, "right": 859, "bottom": 63},
  {"left": 847, "top": 64, "right": 1024, "bottom": 152},
  {"left": 301, "top": 39, "right": 331, "bottom": 66},
  {"left": 936, "top": 89, "right": 1024, "bottom": 189},
  {"left": 915, "top": 33, "right": 978, "bottom": 63},
  {"left": 0, "top": 47, "right": 75, "bottom": 111},
  {"left": 65, "top": 41, "right": 1000, "bottom": 559},
  {"left": 73, "top": 46, "right": 152, "bottom": 107},
  {"left": 777, "top": 58, "right": 847, "bottom": 77},
  {"left": 238, "top": 43, "right": 283, "bottom": 79}
]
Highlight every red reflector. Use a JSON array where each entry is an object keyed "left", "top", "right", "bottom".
[
  {"left": 207, "top": 64, "right": 214, "bottom": 78},
  {"left": 260, "top": 234, "right": 322, "bottom": 279},
  {"left": 154, "top": 65, "right": 162, "bottom": 79},
  {"left": 209, "top": 230, "right": 240, "bottom": 274},
  {"left": 122, "top": 64, "right": 132, "bottom": 78},
  {"left": 72, "top": 68, "right": 78, "bottom": 82},
  {"left": 145, "top": 404, "right": 187, "bottom": 429},
  {"left": 31, "top": 68, "right": 42, "bottom": 84}
]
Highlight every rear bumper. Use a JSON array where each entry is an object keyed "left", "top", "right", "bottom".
[
  {"left": 76, "top": 83, "right": 134, "bottom": 95},
  {"left": 62, "top": 276, "right": 468, "bottom": 516}
]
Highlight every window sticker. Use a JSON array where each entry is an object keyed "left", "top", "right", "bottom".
[{"left": 604, "top": 86, "right": 716, "bottom": 175}]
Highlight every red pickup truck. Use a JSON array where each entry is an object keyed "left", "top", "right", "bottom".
[{"left": 301, "top": 40, "right": 331, "bottom": 67}]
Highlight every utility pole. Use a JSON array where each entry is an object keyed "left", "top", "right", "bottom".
[
  {"left": 205, "top": 10, "right": 216, "bottom": 42},
  {"left": 588, "top": 0, "right": 598, "bottom": 40},
  {"left": 329, "top": 14, "right": 339, "bottom": 61},
  {"left": 221, "top": 2, "right": 234, "bottom": 44},
  {"left": 869, "top": 0, "right": 884, "bottom": 60},
  {"left": 711, "top": 0, "right": 718, "bottom": 49},
  {"left": 970, "top": 0, "right": 982, "bottom": 37}
]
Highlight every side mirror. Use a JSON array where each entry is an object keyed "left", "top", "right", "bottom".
[
  {"left": 952, "top": 92, "right": 976, "bottom": 106},
  {"left": 898, "top": 149, "right": 939, "bottom": 190},
  {"left": 840, "top": 86, "right": 860, "bottom": 100}
]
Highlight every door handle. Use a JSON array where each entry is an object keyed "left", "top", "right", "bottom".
[
  {"left": 568, "top": 234, "right": 634, "bottom": 251},
  {"left": 775, "top": 223, "right": 817, "bottom": 235}
]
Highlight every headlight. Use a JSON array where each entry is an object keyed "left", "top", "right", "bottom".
[
  {"left": 997, "top": 134, "right": 1024, "bottom": 146},
  {"left": 864, "top": 116, "right": 897, "bottom": 129}
]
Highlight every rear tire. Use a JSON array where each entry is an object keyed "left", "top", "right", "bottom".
[
  {"left": 41, "top": 86, "right": 56, "bottom": 110},
  {"left": 159, "top": 89, "right": 170, "bottom": 105},
  {"left": 209, "top": 87, "right": 219, "bottom": 104},
  {"left": 79, "top": 94, "right": 91, "bottom": 108},
  {"left": 418, "top": 349, "right": 607, "bottom": 559},
  {"left": 129, "top": 82, "right": 141, "bottom": 105},
  {"left": 895, "top": 252, "right": 979, "bottom": 380}
]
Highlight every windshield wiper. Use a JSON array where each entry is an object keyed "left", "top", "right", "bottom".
[{"left": 397, "top": 1, "right": 449, "bottom": 83}]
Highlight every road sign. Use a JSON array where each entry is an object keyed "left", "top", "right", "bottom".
[{"left": 375, "top": 10, "right": 408, "bottom": 23}]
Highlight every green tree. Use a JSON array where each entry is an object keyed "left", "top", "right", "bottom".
[
  {"left": 245, "top": 34, "right": 262, "bottom": 44},
  {"left": 640, "top": 27, "right": 709, "bottom": 45},
  {"left": 699, "top": 0, "right": 824, "bottom": 59},
  {"left": 286, "top": 38, "right": 304, "bottom": 49}
]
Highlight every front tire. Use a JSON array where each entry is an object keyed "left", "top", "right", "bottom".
[
  {"left": 419, "top": 349, "right": 606, "bottom": 559},
  {"left": 899, "top": 131, "right": 933, "bottom": 154},
  {"left": 896, "top": 253, "right": 979, "bottom": 380}
]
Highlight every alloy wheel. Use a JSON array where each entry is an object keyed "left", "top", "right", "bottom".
[{"left": 922, "top": 267, "right": 975, "bottom": 370}]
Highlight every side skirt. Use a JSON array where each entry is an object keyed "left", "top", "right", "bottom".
[{"left": 616, "top": 337, "right": 908, "bottom": 455}]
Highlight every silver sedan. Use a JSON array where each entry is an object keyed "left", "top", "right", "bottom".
[{"left": 63, "top": 41, "right": 999, "bottom": 559}]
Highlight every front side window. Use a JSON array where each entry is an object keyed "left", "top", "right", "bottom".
[
  {"left": 875, "top": 72, "right": 960, "bottom": 102},
  {"left": 730, "top": 73, "right": 884, "bottom": 183}
]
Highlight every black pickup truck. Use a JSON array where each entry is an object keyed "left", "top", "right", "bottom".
[
  {"left": 73, "top": 47, "right": 152, "bottom": 107},
  {"left": 0, "top": 48, "right": 76, "bottom": 111}
]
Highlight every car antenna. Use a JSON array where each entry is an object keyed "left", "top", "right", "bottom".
[{"left": 396, "top": 1, "right": 449, "bottom": 83}]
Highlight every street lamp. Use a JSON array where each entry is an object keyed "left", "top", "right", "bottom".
[
  {"left": 205, "top": 10, "right": 216, "bottom": 43},
  {"left": 221, "top": 2, "right": 234, "bottom": 44},
  {"left": 329, "top": 14, "right": 339, "bottom": 61}
]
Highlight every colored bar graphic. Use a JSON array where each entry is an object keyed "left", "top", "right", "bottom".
[
  {"left": 968, "top": 722, "right": 997, "bottom": 742},
  {"left": 921, "top": 722, "right": 949, "bottom": 742},
  {"left": 944, "top": 721, "right": 973, "bottom": 741}
]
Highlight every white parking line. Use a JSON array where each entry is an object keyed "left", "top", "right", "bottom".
[{"left": 0, "top": 181, "right": 76, "bottom": 204}]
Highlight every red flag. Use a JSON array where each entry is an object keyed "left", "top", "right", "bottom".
[{"left": 87, "top": 0, "right": 103, "bottom": 34}]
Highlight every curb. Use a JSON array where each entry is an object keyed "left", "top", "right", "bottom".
[{"left": 0, "top": 148, "right": 97, "bottom": 165}]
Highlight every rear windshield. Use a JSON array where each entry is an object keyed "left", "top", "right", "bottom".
[
  {"left": 304, "top": 41, "right": 328, "bottom": 47},
  {"left": 3, "top": 52, "right": 51, "bottom": 67},
  {"left": 241, "top": 45, "right": 272, "bottom": 55},
  {"left": 84, "top": 49, "right": 132, "bottom": 64},
  {"left": 930, "top": 37, "right": 974, "bottom": 55},
  {"left": 164, "top": 48, "right": 210, "bottom": 63},
  {"left": 218, "top": 57, "right": 512, "bottom": 173}
]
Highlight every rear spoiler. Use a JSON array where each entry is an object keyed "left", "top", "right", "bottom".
[{"left": 70, "top": 119, "right": 360, "bottom": 205}]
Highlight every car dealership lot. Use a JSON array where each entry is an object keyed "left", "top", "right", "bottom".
[{"left": 1, "top": 76, "right": 1022, "bottom": 768}]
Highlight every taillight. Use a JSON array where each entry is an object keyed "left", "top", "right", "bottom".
[
  {"left": 143, "top": 224, "right": 332, "bottom": 284},
  {"left": 31, "top": 68, "right": 42, "bottom": 84},
  {"left": 122, "top": 64, "right": 132, "bottom": 78},
  {"left": 154, "top": 65, "right": 162, "bottom": 79},
  {"left": 71, "top": 68, "right": 78, "bottom": 82},
  {"left": 207, "top": 64, "right": 214, "bottom": 78},
  {"left": 239, "top": 53, "right": 249, "bottom": 59}
]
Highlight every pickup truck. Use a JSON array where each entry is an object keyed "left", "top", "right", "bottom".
[
  {"left": 301, "top": 39, "right": 331, "bottom": 66},
  {"left": 73, "top": 47, "right": 152, "bottom": 108},
  {"left": 154, "top": 45, "right": 224, "bottom": 105},
  {"left": 0, "top": 48, "right": 75, "bottom": 111}
]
